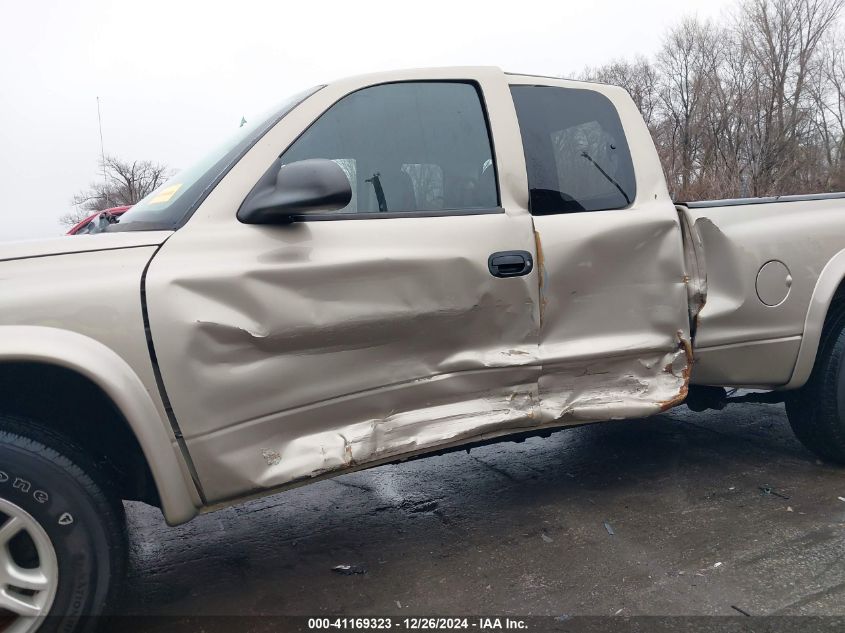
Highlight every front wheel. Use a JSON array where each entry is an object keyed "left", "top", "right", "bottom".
[
  {"left": 0, "top": 416, "right": 126, "bottom": 633},
  {"left": 786, "top": 306, "right": 845, "bottom": 463}
]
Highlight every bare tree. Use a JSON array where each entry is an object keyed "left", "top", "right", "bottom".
[
  {"left": 575, "top": 0, "right": 845, "bottom": 202},
  {"left": 655, "top": 17, "right": 724, "bottom": 199},
  {"left": 581, "top": 56, "right": 661, "bottom": 129},
  {"left": 737, "top": 0, "right": 842, "bottom": 195},
  {"left": 61, "top": 156, "right": 172, "bottom": 227},
  {"left": 808, "top": 27, "right": 845, "bottom": 188}
]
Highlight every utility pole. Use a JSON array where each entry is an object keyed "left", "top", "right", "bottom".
[{"left": 97, "top": 96, "right": 109, "bottom": 206}]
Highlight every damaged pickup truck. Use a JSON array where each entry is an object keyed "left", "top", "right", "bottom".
[{"left": 2, "top": 66, "right": 845, "bottom": 629}]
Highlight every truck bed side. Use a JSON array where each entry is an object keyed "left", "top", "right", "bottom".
[{"left": 678, "top": 195, "right": 845, "bottom": 388}]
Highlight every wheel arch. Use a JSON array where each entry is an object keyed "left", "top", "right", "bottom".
[
  {"left": 0, "top": 325, "right": 198, "bottom": 525},
  {"left": 786, "top": 248, "right": 845, "bottom": 389}
]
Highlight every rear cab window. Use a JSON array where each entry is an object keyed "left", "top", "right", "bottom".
[{"left": 510, "top": 85, "right": 636, "bottom": 214}]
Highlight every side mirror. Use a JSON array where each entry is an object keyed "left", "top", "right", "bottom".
[{"left": 237, "top": 158, "right": 352, "bottom": 224}]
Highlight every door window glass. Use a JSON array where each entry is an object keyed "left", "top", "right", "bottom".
[{"left": 281, "top": 82, "right": 498, "bottom": 214}]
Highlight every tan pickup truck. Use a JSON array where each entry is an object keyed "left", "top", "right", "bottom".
[{"left": 3, "top": 66, "right": 845, "bottom": 629}]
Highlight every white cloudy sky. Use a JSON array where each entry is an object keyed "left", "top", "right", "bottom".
[{"left": 0, "top": 0, "right": 735, "bottom": 242}]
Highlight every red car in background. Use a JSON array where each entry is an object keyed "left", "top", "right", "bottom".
[{"left": 66, "top": 205, "right": 131, "bottom": 235}]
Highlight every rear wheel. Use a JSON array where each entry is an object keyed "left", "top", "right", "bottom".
[
  {"left": 0, "top": 416, "right": 126, "bottom": 633},
  {"left": 786, "top": 304, "right": 845, "bottom": 463}
]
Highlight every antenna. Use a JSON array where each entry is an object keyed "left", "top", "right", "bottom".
[{"left": 96, "top": 96, "right": 109, "bottom": 207}]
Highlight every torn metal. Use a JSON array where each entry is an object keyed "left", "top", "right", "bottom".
[
  {"left": 659, "top": 333, "right": 694, "bottom": 412},
  {"left": 531, "top": 200, "right": 693, "bottom": 425}
]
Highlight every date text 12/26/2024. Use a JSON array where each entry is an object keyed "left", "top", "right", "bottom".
[{"left": 307, "top": 618, "right": 529, "bottom": 630}]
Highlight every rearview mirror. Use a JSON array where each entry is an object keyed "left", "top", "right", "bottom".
[{"left": 237, "top": 158, "right": 352, "bottom": 224}]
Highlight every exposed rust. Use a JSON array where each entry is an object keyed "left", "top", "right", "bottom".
[
  {"left": 658, "top": 331, "right": 694, "bottom": 411},
  {"left": 533, "top": 229, "right": 547, "bottom": 326}
]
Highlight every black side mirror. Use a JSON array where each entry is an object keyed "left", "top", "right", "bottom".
[{"left": 237, "top": 158, "right": 352, "bottom": 224}]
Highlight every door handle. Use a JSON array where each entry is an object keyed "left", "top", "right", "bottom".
[{"left": 488, "top": 250, "right": 533, "bottom": 278}]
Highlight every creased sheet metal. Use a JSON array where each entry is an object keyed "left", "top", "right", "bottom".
[
  {"left": 150, "top": 206, "right": 693, "bottom": 502},
  {"left": 532, "top": 203, "right": 693, "bottom": 425},
  {"left": 680, "top": 200, "right": 845, "bottom": 386},
  {"left": 146, "top": 213, "right": 543, "bottom": 502},
  {"left": 142, "top": 68, "right": 697, "bottom": 504},
  {"left": 191, "top": 373, "right": 542, "bottom": 500}
]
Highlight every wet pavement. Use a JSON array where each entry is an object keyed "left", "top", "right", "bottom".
[{"left": 115, "top": 401, "right": 845, "bottom": 624}]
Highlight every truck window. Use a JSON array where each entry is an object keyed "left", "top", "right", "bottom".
[
  {"left": 510, "top": 85, "right": 636, "bottom": 214},
  {"left": 280, "top": 82, "right": 498, "bottom": 215}
]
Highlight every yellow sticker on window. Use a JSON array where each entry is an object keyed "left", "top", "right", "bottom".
[{"left": 149, "top": 184, "right": 182, "bottom": 204}]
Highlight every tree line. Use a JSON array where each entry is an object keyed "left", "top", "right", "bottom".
[
  {"left": 580, "top": 0, "right": 845, "bottom": 201},
  {"left": 65, "top": 0, "right": 845, "bottom": 228},
  {"left": 62, "top": 156, "right": 171, "bottom": 227}
]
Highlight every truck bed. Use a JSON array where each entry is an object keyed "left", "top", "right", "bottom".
[{"left": 676, "top": 193, "right": 845, "bottom": 388}]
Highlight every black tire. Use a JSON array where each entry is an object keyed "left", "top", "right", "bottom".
[
  {"left": 0, "top": 414, "right": 126, "bottom": 633},
  {"left": 786, "top": 303, "right": 845, "bottom": 463}
]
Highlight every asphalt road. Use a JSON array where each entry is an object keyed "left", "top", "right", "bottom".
[{"left": 113, "top": 401, "right": 845, "bottom": 628}]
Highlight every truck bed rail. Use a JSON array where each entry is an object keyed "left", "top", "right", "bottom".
[{"left": 679, "top": 191, "right": 845, "bottom": 208}]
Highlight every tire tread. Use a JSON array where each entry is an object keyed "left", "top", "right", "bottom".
[
  {"left": 0, "top": 413, "right": 127, "bottom": 618},
  {"left": 787, "top": 301, "right": 845, "bottom": 463}
]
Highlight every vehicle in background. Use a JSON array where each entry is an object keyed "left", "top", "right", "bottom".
[{"left": 66, "top": 205, "right": 131, "bottom": 235}]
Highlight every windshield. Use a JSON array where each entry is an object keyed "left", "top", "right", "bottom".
[{"left": 110, "top": 86, "right": 321, "bottom": 232}]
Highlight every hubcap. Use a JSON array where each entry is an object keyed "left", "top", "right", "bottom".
[{"left": 0, "top": 498, "right": 58, "bottom": 633}]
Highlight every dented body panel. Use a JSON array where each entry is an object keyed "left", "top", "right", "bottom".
[
  {"left": 144, "top": 70, "right": 695, "bottom": 502},
  {"left": 679, "top": 200, "right": 845, "bottom": 388},
  {"left": 4, "top": 67, "right": 845, "bottom": 522},
  {"left": 146, "top": 212, "right": 542, "bottom": 502},
  {"left": 510, "top": 76, "right": 693, "bottom": 424},
  {"left": 144, "top": 68, "right": 544, "bottom": 502}
]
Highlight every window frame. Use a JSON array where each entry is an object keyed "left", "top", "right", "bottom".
[
  {"left": 509, "top": 83, "right": 637, "bottom": 216},
  {"left": 265, "top": 80, "right": 504, "bottom": 223}
]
